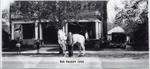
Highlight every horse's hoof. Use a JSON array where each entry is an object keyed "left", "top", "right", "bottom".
[
  {"left": 68, "top": 55, "right": 73, "bottom": 57},
  {"left": 63, "top": 54, "right": 68, "bottom": 57},
  {"left": 64, "top": 55, "right": 68, "bottom": 57},
  {"left": 78, "top": 54, "right": 85, "bottom": 57},
  {"left": 59, "top": 52, "right": 63, "bottom": 54}
]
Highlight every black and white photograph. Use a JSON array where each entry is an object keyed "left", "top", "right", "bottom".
[{"left": 1, "top": 0, "right": 149, "bottom": 69}]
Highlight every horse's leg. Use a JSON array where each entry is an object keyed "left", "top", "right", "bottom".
[
  {"left": 58, "top": 40, "right": 63, "bottom": 54},
  {"left": 78, "top": 43, "right": 82, "bottom": 56},
  {"left": 81, "top": 43, "right": 85, "bottom": 55},
  {"left": 62, "top": 42, "right": 67, "bottom": 56},
  {"left": 68, "top": 44, "right": 73, "bottom": 57},
  {"left": 59, "top": 44, "right": 63, "bottom": 54},
  {"left": 68, "top": 43, "right": 74, "bottom": 57}
]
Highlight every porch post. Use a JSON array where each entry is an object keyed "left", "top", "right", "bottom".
[
  {"left": 63, "top": 25, "right": 65, "bottom": 32},
  {"left": 101, "top": 21, "right": 103, "bottom": 39},
  {"left": 95, "top": 21, "right": 99, "bottom": 39},
  {"left": 20, "top": 25, "right": 23, "bottom": 39},
  {"left": 35, "top": 21, "right": 38, "bottom": 40},
  {"left": 65, "top": 23, "right": 68, "bottom": 35},
  {"left": 11, "top": 23, "right": 14, "bottom": 40},
  {"left": 39, "top": 23, "right": 43, "bottom": 40},
  {"left": 98, "top": 21, "right": 102, "bottom": 39}
]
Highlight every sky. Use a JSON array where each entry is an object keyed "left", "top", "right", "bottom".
[
  {"left": 107, "top": 0, "right": 148, "bottom": 24},
  {"left": 107, "top": 0, "right": 128, "bottom": 24},
  {"left": 1, "top": 0, "right": 15, "bottom": 10}
]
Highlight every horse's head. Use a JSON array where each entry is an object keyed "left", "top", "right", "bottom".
[
  {"left": 58, "top": 29, "right": 64, "bottom": 35},
  {"left": 57, "top": 29, "right": 67, "bottom": 40}
]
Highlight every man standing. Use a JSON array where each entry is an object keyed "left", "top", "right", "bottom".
[{"left": 67, "top": 32, "right": 73, "bottom": 57}]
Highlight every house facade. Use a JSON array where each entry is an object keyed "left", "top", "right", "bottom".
[
  {"left": 11, "top": 18, "right": 103, "bottom": 46},
  {"left": 9, "top": 1, "right": 108, "bottom": 47}
]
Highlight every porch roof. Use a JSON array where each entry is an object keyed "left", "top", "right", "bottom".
[
  {"left": 64, "top": 19, "right": 101, "bottom": 23},
  {"left": 108, "top": 26, "right": 125, "bottom": 34}
]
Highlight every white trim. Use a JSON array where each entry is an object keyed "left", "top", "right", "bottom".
[
  {"left": 66, "top": 19, "right": 101, "bottom": 23},
  {"left": 12, "top": 21, "right": 35, "bottom": 24},
  {"left": 11, "top": 19, "right": 50, "bottom": 24}
]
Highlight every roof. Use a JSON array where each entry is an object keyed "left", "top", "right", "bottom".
[
  {"left": 64, "top": 10, "right": 102, "bottom": 22},
  {"left": 108, "top": 26, "right": 125, "bottom": 34},
  {"left": 76, "top": 10, "right": 102, "bottom": 20}
]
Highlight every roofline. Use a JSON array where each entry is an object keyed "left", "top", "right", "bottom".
[
  {"left": 64, "top": 19, "right": 101, "bottom": 22},
  {"left": 12, "top": 18, "right": 102, "bottom": 24},
  {"left": 14, "top": 0, "right": 109, "bottom": 1}
]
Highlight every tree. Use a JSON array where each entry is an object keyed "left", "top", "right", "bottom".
[
  {"left": 114, "top": 0, "right": 148, "bottom": 50},
  {"left": 10, "top": 1, "right": 106, "bottom": 29}
]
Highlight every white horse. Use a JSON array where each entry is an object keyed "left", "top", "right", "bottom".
[
  {"left": 57, "top": 29, "right": 67, "bottom": 56},
  {"left": 69, "top": 32, "right": 86, "bottom": 56}
]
